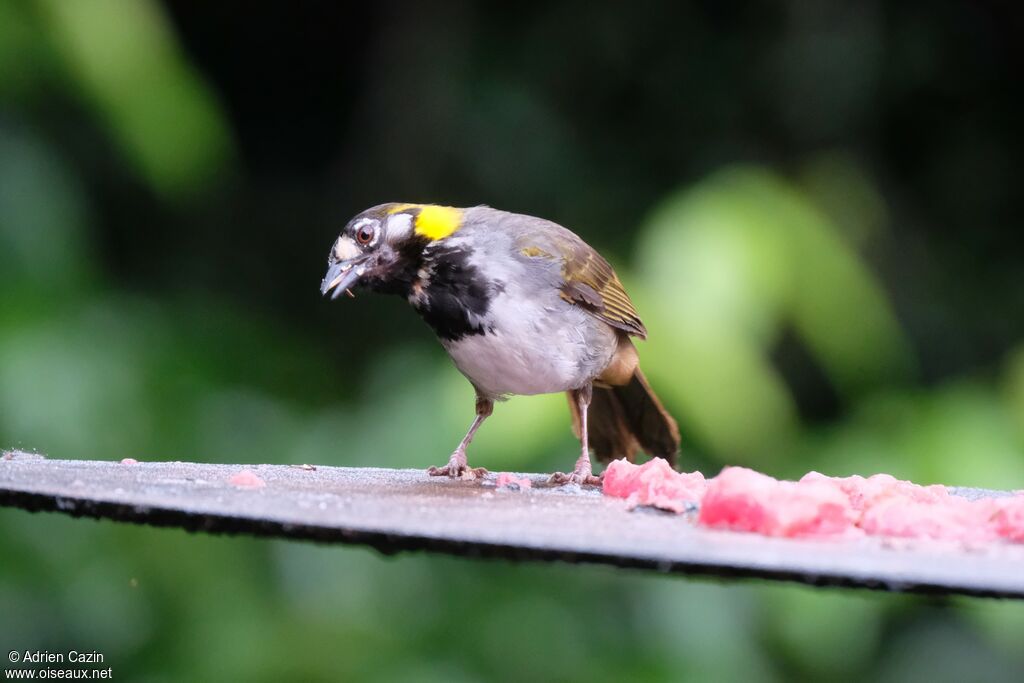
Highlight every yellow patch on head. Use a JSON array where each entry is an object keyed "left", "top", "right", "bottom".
[
  {"left": 415, "top": 205, "right": 463, "bottom": 240},
  {"left": 387, "top": 203, "right": 463, "bottom": 241}
]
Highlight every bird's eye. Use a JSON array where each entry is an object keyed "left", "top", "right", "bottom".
[{"left": 355, "top": 224, "right": 376, "bottom": 245}]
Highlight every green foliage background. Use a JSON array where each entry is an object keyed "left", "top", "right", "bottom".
[{"left": 2, "top": 1, "right": 1023, "bottom": 680}]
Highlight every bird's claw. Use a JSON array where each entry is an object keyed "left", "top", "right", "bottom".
[
  {"left": 427, "top": 464, "right": 489, "bottom": 480},
  {"left": 427, "top": 451, "right": 488, "bottom": 480},
  {"left": 548, "top": 469, "right": 603, "bottom": 487}
]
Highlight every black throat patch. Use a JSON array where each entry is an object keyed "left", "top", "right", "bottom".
[
  {"left": 413, "top": 245, "right": 497, "bottom": 342},
  {"left": 362, "top": 236, "right": 429, "bottom": 297}
]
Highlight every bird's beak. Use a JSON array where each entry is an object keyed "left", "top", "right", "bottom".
[{"left": 321, "top": 257, "right": 369, "bottom": 300}]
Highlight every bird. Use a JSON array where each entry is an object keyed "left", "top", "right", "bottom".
[{"left": 321, "top": 203, "right": 680, "bottom": 485}]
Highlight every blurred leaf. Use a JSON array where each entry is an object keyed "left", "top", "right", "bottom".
[
  {"left": 1003, "top": 346, "right": 1024, "bottom": 445},
  {"left": 761, "top": 585, "right": 883, "bottom": 677},
  {"left": 959, "top": 598, "right": 1024, "bottom": 661},
  {"left": 0, "top": 302, "right": 154, "bottom": 458},
  {"left": 733, "top": 166, "right": 914, "bottom": 396},
  {"left": 638, "top": 310, "right": 798, "bottom": 464},
  {"left": 636, "top": 175, "right": 798, "bottom": 462},
  {"left": 876, "top": 615, "right": 1023, "bottom": 683},
  {"left": 38, "top": 0, "right": 233, "bottom": 200},
  {"left": 634, "top": 165, "right": 916, "bottom": 463},
  {"left": 639, "top": 580, "right": 779, "bottom": 682},
  {"left": 0, "top": 125, "right": 94, "bottom": 308},
  {"left": 0, "top": 1, "right": 57, "bottom": 100},
  {"left": 903, "top": 381, "right": 1024, "bottom": 488},
  {"left": 805, "top": 383, "right": 1024, "bottom": 490},
  {"left": 798, "top": 152, "right": 888, "bottom": 248}
]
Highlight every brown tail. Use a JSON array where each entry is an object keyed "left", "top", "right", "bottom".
[{"left": 568, "top": 367, "right": 681, "bottom": 466}]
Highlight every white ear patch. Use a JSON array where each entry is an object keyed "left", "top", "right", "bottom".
[
  {"left": 386, "top": 213, "right": 413, "bottom": 242},
  {"left": 333, "top": 236, "right": 361, "bottom": 261}
]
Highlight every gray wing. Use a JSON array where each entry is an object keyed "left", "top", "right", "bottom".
[{"left": 465, "top": 208, "right": 647, "bottom": 338}]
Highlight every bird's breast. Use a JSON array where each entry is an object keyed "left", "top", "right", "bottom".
[
  {"left": 441, "top": 293, "right": 618, "bottom": 399},
  {"left": 408, "top": 237, "right": 618, "bottom": 398}
]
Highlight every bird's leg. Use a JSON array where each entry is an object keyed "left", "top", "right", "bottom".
[
  {"left": 549, "top": 384, "right": 603, "bottom": 486},
  {"left": 427, "top": 396, "right": 493, "bottom": 480}
]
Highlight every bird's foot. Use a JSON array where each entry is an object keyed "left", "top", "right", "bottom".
[
  {"left": 427, "top": 463, "right": 489, "bottom": 480},
  {"left": 548, "top": 465, "right": 603, "bottom": 487},
  {"left": 427, "top": 450, "right": 488, "bottom": 480}
]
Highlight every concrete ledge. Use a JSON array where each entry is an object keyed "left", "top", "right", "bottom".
[{"left": 2, "top": 456, "right": 1022, "bottom": 598}]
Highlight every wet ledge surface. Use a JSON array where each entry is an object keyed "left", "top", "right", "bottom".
[{"left": 1, "top": 457, "right": 1022, "bottom": 599}]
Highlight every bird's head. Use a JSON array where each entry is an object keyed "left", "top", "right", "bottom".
[{"left": 320, "top": 203, "right": 463, "bottom": 299}]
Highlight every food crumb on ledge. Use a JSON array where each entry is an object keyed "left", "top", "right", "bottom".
[
  {"left": 602, "top": 458, "right": 705, "bottom": 513},
  {"left": 229, "top": 469, "right": 266, "bottom": 489},
  {"left": 495, "top": 473, "right": 532, "bottom": 491},
  {"left": 601, "top": 461, "right": 1024, "bottom": 545}
]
